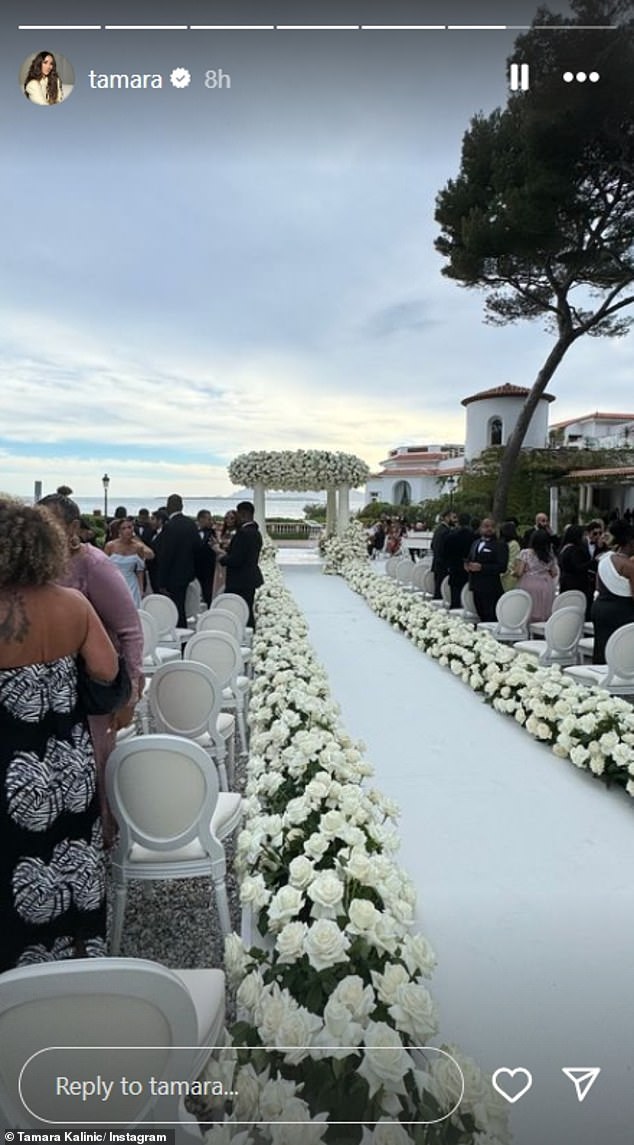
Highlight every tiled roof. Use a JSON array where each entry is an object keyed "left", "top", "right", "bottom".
[
  {"left": 565, "top": 466, "right": 634, "bottom": 480},
  {"left": 550, "top": 412, "right": 634, "bottom": 429},
  {"left": 461, "top": 383, "right": 556, "bottom": 406}
]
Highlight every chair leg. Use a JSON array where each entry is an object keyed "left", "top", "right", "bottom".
[
  {"left": 213, "top": 877, "right": 232, "bottom": 936},
  {"left": 110, "top": 879, "right": 128, "bottom": 955},
  {"left": 236, "top": 702, "right": 248, "bottom": 757}
]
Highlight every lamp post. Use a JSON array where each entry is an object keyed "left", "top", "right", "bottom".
[
  {"left": 446, "top": 475, "right": 457, "bottom": 511},
  {"left": 102, "top": 473, "right": 110, "bottom": 522}
]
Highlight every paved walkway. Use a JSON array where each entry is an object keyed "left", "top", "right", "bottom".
[{"left": 281, "top": 559, "right": 634, "bottom": 1145}]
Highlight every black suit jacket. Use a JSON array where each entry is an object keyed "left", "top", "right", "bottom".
[
  {"left": 155, "top": 512, "right": 202, "bottom": 591},
  {"left": 220, "top": 522, "right": 264, "bottom": 597},
  {"left": 195, "top": 526, "right": 217, "bottom": 583},
  {"left": 468, "top": 537, "right": 508, "bottom": 589}
]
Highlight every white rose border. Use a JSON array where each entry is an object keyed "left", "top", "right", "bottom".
[
  {"left": 333, "top": 547, "right": 634, "bottom": 798},
  {"left": 206, "top": 557, "right": 510, "bottom": 1145}
]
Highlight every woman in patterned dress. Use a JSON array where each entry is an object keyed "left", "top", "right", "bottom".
[{"left": 0, "top": 499, "right": 119, "bottom": 970}]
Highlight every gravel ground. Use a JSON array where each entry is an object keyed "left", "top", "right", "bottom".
[{"left": 107, "top": 732, "right": 247, "bottom": 980}]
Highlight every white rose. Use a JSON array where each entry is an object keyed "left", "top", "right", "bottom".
[
  {"left": 388, "top": 982, "right": 438, "bottom": 1040},
  {"left": 401, "top": 933, "right": 436, "bottom": 979},
  {"left": 267, "top": 885, "right": 305, "bottom": 931},
  {"left": 331, "top": 975, "right": 376, "bottom": 1022},
  {"left": 371, "top": 963, "right": 410, "bottom": 1004},
  {"left": 288, "top": 855, "right": 315, "bottom": 889},
  {"left": 240, "top": 874, "right": 271, "bottom": 910},
  {"left": 347, "top": 897, "right": 381, "bottom": 935},
  {"left": 304, "top": 832, "right": 332, "bottom": 861},
  {"left": 371, "top": 1120, "right": 417, "bottom": 1145},
  {"left": 224, "top": 933, "right": 249, "bottom": 986},
  {"left": 236, "top": 969, "right": 265, "bottom": 1016},
  {"left": 304, "top": 918, "right": 350, "bottom": 972},
  {"left": 259, "top": 1077, "right": 299, "bottom": 1121},
  {"left": 357, "top": 1022, "right": 414, "bottom": 1097},
  {"left": 232, "top": 1064, "right": 261, "bottom": 1121},
  {"left": 320, "top": 809, "right": 347, "bottom": 838},
  {"left": 276, "top": 921, "right": 308, "bottom": 963},
  {"left": 284, "top": 796, "right": 311, "bottom": 826},
  {"left": 307, "top": 871, "right": 344, "bottom": 919},
  {"left": 274, "top": 1006, "right": 324, "bottom": 1065},
  {"left": 255, "top": 984, "right": 297, "bottom": 1043},
  {"left": 321, "top": 996, "right": 363, "bottom": 1049}
]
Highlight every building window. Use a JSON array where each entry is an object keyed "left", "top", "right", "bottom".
[
  {"left": 489, "top": 417, "right": 503, "bottom": 446},
  {"left": 393, "top": 480, "right": 412, "bottom": 506}
]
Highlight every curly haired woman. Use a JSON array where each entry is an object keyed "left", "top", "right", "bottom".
[
  {"left": 0, "top": 498, "right": 119, "bottom": 969},
  {"left": 24, "top": 51, "right": 64, "bottom": 105}
]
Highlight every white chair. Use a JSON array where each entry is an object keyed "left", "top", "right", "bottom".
[
  {"left": 513, "top": 606, "right": 585, "bottom": 667},
  {"left": 185, "top": 631, "right": 250, "bottom": 758},
  {"left": 396, "top": 560, "right": 416, "bottom": 589},
  {"left": 385, "top": 557, "right": 401, "bottom": 578},
  {"left": 529, "top": 589, "right": 586, "bottom": 638},
  {"left": 106, "top": 735, "right": 243, "bottom": 948},
  {"left": 148, "top": 661, "right": 235, "bottom": 789},
  {"left": 477, "top": 589, "right": 532, "bottom": 643},
  {"left": 139, "top": 609, "right": 181, "bottom": 674},
  {"left": 449, "top": 582, "right": 479, "bottom": 624},
  {"left": 415, "top": 567, "right": 436, "bottom": 600},
  {"left": 429, "top": 576, "right": 451, "bottom": 610},
  {"left": 197, "top": 608, "right": 252, "bottom": 674},
  {"left": 564, "top": 623, "right": 634, "bottom": 695},
  {"left": 0, "top": 957, "right": 224, "bottom": 1133},
  {"left": 141, "top": 593, "right": 194, "bottom": 646},
  {"left": 210, "top": 592, "right": 252, "bottom": 645},
  {"left": 185, "top": 579, "right": 203, "bottom": 625}
]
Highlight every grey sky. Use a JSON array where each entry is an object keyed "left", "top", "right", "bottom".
[{"left": 1, "top": 1, "right": 632, "bottom": 496}]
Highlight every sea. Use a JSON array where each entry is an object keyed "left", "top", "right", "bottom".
[{"left": 50, "top": 492, "right": 367, "bottom": 521}]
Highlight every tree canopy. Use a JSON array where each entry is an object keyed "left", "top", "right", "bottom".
[{"left": 435, "top": 0, "right": 634, "bottom": 520}]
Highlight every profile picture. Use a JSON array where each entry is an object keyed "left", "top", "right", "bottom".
[{"left": 20, "top": 50, "right": 75, "bottom": 106}]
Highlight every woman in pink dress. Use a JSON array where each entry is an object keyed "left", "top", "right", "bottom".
[
  {"left": 38, "top": 495, "right": 144, "bottom": 844},
  {"left": 514, "top": 528, "right": 559, "bottom": 622},
  {"left": 211, "top": 509, "right": 238, "bottom": 599}
]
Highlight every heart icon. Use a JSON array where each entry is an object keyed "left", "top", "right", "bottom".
[{"left": 491, "top": 1067, "right": 533, "bottom": 1104}]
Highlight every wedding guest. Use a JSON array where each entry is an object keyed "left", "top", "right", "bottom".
[
  {"left": 212, "top": 510, "right": 239, "bottom": 598},
  {"left": 465, "top": 519, "right": 508, "bottom": 622},
  {"left": 215, "top": 501, "right": 264, "bottom": 627},
  {"left": 0, "top": 497, "right": 120, "bottom": 969},
  {"left": 38, "top": 494, "right": 144, "bottom": 845},
  {"left": 107, "top": 505, "right": 128, "bottom": 541},
  {"left": 499, "top": 521, "right": 521, "bottom": 592},
  {"left": 147, "top": 508, "right": 169, "bottom": 593},
  {"left": 134, "top": 508, "right": 154, "bottom": 545},
  {"left": 24, "top": 51, "right": 64, "bottom": 104},
  {"left": 195, "top": 509, "right": 217, "bottom": 608},
  {"left": 105, "top": 518, "right": 154, "bottom": 608},
  {"left": 586, "top": 519, "right": 610, "bottom": 618},
  {"left": 431, "top": 510, "right": 455, "bottom": 597},
  {"left": 444, "top": 512, "right": 475, "bottom": 608},
  {"left": 558, "top": 525, "right": 593, "bottom": 613},
  {"left": 514, "top": 529, "right": 559, "bottom": 622},
  {"left": 522, "top": 511, "right": 560, "bottom": 552},
  {"left": 154, "top": 493, "right": 202, "bottom": 627},
  {"left": 591, "top": 521, "right": 634, "bottom": 663}
]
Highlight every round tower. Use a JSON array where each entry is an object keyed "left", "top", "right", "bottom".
[{"left": 462, "top": 383, "right": 555, "bottom": 461}]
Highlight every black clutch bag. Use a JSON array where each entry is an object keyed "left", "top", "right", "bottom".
[{"left": 76, "top": 654, "right": 132, "bottom": 715}]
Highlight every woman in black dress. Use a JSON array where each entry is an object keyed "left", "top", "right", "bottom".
[
  {"left": 0, "top": 499, "right": 120, "bottom": 969},
  {"left": 591, "top": 521, "right": 634, "bottom": 664}
]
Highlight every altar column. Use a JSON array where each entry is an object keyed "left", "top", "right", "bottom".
[
  {"left": 253, "top": 482, "right": 268, "bottom": 537},
  {"left": 336, "top": 483, "right": 350, "bottom": 535},
  {"left": 326, "top": 487, "right": 337, "bottom": 537}
]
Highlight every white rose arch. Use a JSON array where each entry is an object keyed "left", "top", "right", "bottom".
[{"left": 228, "top": 450, "right": 370, "bottom": 537}]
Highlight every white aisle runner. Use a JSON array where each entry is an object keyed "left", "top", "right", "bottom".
[{"left": 281, "top": 562, "right": 634, "bottom": 1145}]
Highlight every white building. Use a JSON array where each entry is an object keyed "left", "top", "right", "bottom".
[
  {"left": 366, "top": 383, "right": 554, "bottom": 504},
  {"left": 549, "top": 411, "right": 634, "bottom": 449}
]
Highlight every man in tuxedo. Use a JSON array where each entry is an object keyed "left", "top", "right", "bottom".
[
  {"left": 195, "top": 508, "right": 217, "bottom": 608},
  {"left": 156, "top": 493, "right": 202, "bottom": 627},
  {"left": 465, "top": 518, "right": 508, "bottom": 622},
  {"left": 216, "top": 500, "right": 263, "bottom": 627},
  {"left": 444, "top": 511, "right": 476, "bottom": 609},
  {"left": 431, "top": 509, "right": 456, "bottom": 598}
]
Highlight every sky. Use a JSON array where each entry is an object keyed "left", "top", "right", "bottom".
[{"left": 1, "top": 0, "right": 633, "bottom": 498}]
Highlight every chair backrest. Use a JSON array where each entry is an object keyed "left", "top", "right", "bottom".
[
  {"left": 385, "top": 557, "right": 400, "bottom": 578},
  {"left": 496, "top": 589, "right": 532, "bottom": 630},
  {"left": 554, "top": 589, "right": 587, "bottom": 614},
  {"left": 440, "top": 576, "right": 451, "bottom": 606},
  {"left": 138, "top": 608, "right": 160, "bottom": 660},
  {"left": 0, "top": 957, "right": 200, "bottom": 1128},
  {"left": 604, "top": 622, "right": 634, "bottom": 683},
  {"left": 142, "top": 593, "right": 179, "bottom": 640},
  {"left": 184, "top": 630, "right": 243, "bottom": 688},
  {"left": 544, "top": 606, "right": 585, "bottom": 655},
  {"left": 196, "top": 608, "right": 242, "bottom": 643},
  {"left": 397, "top": 560, "right": 415, "bottom": 586},
  {"left": 421, "top": 569, "right": 436, "bottom": 596},
  {"left": 412, "top": 563, "right": 430, "bottom": 591},
  {"left": 148, "top": 660, "right": 222, "bottom": 740},
  {"left": 185, "top": 579, "right": 202, "bottom": 622},
  {"left": 106, "top": 733, "right": 221, "bottom": 857},
  {"left": 460, "top": 582, "right": 477, "bottom": 617},
  {"left": 210, "top": 592, "right": 249, "bottom": 629}
]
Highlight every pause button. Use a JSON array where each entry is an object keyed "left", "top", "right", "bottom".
[{"left": 509, "top": 63, "right": 530, "bottom": 91}]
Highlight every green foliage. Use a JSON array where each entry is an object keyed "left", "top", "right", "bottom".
[{"left": 303, "top": 502, "right": 327, "bottom": 522}]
